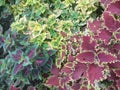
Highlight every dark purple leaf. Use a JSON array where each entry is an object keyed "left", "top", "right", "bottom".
[
  {"left": 12, "top": 50, "right": 22, "bottom": 61},
  {"left": 13, "top": 63, "right": 23, "bottom": 75}
]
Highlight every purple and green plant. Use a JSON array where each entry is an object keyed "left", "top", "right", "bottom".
[{"left": 46, "top": 0, "right": 120, "bottom": 90}]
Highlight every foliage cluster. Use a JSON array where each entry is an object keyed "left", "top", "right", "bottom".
[
  {"left": 0, "top": 0, "right": 117, "bottom": 90},
  {"left": 46, "top": 0, "right": 120, "bottom": 90}
]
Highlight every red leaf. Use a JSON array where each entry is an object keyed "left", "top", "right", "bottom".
[
  {"left": 108, "top": 62, "right": 120, "bottom": 69},
  {"left": 87, "top": 64, "right": 105, "bottom": 85},
  {"left": 76, "top": 51, "right": 95, "bottom": 63},
  {"left": 46, "top": 76, "right": 59, "bottom": 87},
  {"left": 72, "top": 62, "right": 87, "bottom": 80},
  {"left": 98, "top": 52, "right": 117, "bottom": 64},
  {"left": 103, "top": 12, "right": 120, "bottom": 31},
  {"left": 107, "top": 1, "right": 120, "bottom": 15}
]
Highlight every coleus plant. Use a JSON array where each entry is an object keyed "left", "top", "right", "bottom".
[
  {"left": 0, "top": 28, "right": 57, "bottom": 90},
  {"left": 46, "top": 0, "right": 120, "bottom": 90}
]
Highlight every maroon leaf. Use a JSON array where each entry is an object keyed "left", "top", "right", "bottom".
[
  {"left": 46, "top": 76, "right": 59, "bottom": 87},
  {"left": 107, "top": 1, "right": 120, "bottom": 15},
  {"left": 72, "top": 83, "right": 80, "bottom": 90},
  {"left": 82, "top": 36, "right": 96, "bottom": 51},
  {"left": 103, "top": 11, "right": 120, "bottom": 31},
  {"left": 72, "top": 62, "right": 87, "bottom": 80},
  {"left": 88, "top": 19, "right": 102, "bottom": 35},
  {"left": 108, "top": 62, "right": 120, "bottom": 69},
  {"left": 87, "top": 64, "right": 105, "bottom": 85},
  {"left": 76, "top": 51, "right": 95, "bottom": 63},
  {"left": 108, "top": 43, "right": 120, "bottom": 54},
  {"left": 97, "top": 29, "right": 112, "bottom": 44},
  {"left": 51, "top": 65, "right": 60, "bottom": 75},
  {"left": 98, "top": 51, "right": 117, "bottom": 64},
  {"left": 68, "top": 54, "right": 75, "bottom": 62},
  {"left": 61, "top": 62, "right": 73, "bottom": 74},
  {"left": 59, "top": 75, "right": 71, "bottom": 88}
]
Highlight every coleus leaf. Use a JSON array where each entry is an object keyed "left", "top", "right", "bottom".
[
  {"left": 72, "top": 83, "right": 80, "bottom": 90},
  {"left": 115, "top": 32, "right": 120, "bottom": 40},
  {"left": 96, "top": 29, "right": 112, "bottom": 44},
  {"left": 107, "top": 1, "right": 120, "bottom": 15},
  {"left": 13, "top": 62, "right": 23, "bottom": 75},
  {"left": 61, "top": 62, "right": 73, "bottom": 74},
  {"left": 100, "top": 0, "right": 112, "bottom": 6},
  {"left": 46, "top": 76, "right": 59, "bottom": 87},
  {"left": 48, "top": 50, "right": 57, "bottom": 56},
  {"left": 103, "top": 11, "right": 120, "bottom": 31},
  {"left": 81, "top": 36, "right": 97, "bottom": 51},
  {"left": 12, "top": 49, "right": 23, "bottom": 61},
  {"left": 27, "top": 86, "right": 36, "bottom": 90},
  {"left": 72, "top": 62, "right": 87, "bottom": 80},
  {"left": 114, "top": 69, "right": 120, "bottom": 77},
  {"left": 68, "top": 54, "right": 75, "bottom": 62},
  {"left": 87, "top": 64, "right": 105, "bottom": 85},
  {"left": 98, "top": 51, "right": 117, "bottom": 64},
  {"left": 51, "top": 65, "right": 60, "bottom": 75},
  {"left": 108, "top": 43, "right": 120, "bottom": 54},
  {"left": 10, "top": 85, "right": 20, "bottom": 90},
  {"left": 116, "top": 79, "right": 120, "bottom": 88},
  {"left": 59, "top": 74, "right": 71, "bottom": 88},
  {"left": 27, "top": 45, "right": 38, "bottom": 59},
  {"left": 88, "top": 19, "right": 103, "bottom": 35},
  {"left": 76, "top": 51, "right": 95, "bottom": 63},
  {"left": 108, "top": 62, "right": 120, "bottom": 69}
]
